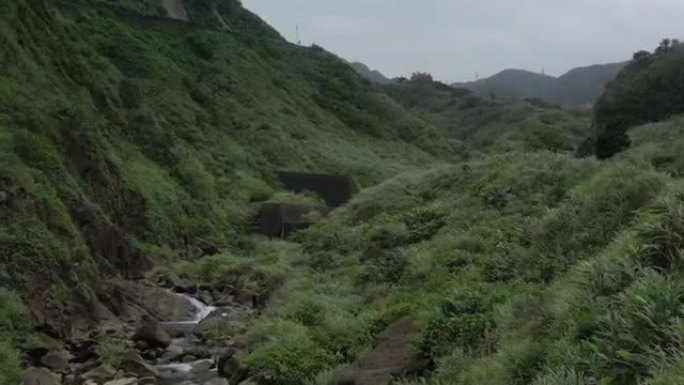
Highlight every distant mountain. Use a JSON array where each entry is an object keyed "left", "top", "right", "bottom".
[
  {"left": 348, "top": 61, "right": 392, "bottom": 84},
  {"left": 453, "top": 62, "right": 627, "bottom": 107}
]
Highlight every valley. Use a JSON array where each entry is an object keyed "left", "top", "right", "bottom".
[{"left": 2, "top": 1, "right": 684, "bottom": 385}]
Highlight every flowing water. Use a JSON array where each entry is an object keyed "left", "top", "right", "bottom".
[{"left": 157, "top": 293, "right": 219, "bottom": 385}]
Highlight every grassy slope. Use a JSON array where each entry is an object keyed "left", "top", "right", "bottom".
[
  {"left": 183, "top": 115, "right": 684, "bottom": 385},
  {"left": 0, "top": 0, "right": 458, "bottom": 288}
]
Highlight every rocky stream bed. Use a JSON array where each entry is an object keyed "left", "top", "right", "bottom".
[{"left": 22, "top": 276, "right": 261, "bottom": 385}]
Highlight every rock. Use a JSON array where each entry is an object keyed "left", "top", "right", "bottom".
[
  {"left": 185, "top": 346, "right": 212, "bottom": 359},
  {"left": 103, "top": 379, "right": 138, "bottom": 385},
  {"left": 111, "top": 280, "right": 196, "bottom": 322},
  {"left": 138, "top": 377, "right": 156, "bottom": 385},
  {"left": 133, "top": 317, "right": 172, "bottom": 349},
  {"left": 161, "top": 345, "right": 185, "bottom": 362},
  {"left": 167, "top": 274, "right": 198, "bottom": 294},
  {"left": 234, "top": 290, "right": 258, "bottom": 308},
  {"left": 39, "top": 350, "right": 71, "bottom": 373},
  {"left": 211, "top": 293, "right": 235, "bottom": 307},
  {"left": 191, "top": 359, "right": 214, "bottom": 374},
  {"left": 0, "top": 190, "right": 7, "bottom": 203},
  {"left": 120, "top": 353, "right": 160, "bottom": 378},
  {"left": 81, "top": 364, "right": 118, "bottom": 384},
  {"left": 228, "top": 364, "right": 248, "bottom": 385},
  {"left": 23, "top": 367, "right": 62, "bottom": 385},
  {"left": 217, "top": 355, "right": 240, "bottom": 378},
  {"left": 205, "top": 378, "right": 229, "bottom": 385},
  {"left": 197, "top": 291, "right": 214, "bottom": 306},
  {"left": 182, "top": 355, "right": 197, "bottom": 363}
]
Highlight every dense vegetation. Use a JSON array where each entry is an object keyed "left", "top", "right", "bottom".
[
  {"left": 2, "top": 0, "right": 684, "bottom": 384},
  {"left": 383, "top": 74, "right": 591, "bottom": 155},
  {"left": 593, "top": 39, "right": 684, "bottom": 159}
]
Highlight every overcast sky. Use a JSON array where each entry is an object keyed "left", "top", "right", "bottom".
[{"left": 241, "top": 0, "right": 683, "bottom": 82}]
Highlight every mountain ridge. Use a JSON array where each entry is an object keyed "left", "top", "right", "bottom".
[{"left": 453, "top": 61, "right": 627, "bottom": 107}]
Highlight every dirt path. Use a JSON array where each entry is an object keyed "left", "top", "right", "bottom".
[{"left": 331, "top": 316, "right": 420, "bottom": 385}]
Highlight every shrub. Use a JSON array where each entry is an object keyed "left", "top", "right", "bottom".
[
  {"left": 290, "top": 299, "right": 326, "bottom": 327},
  {"left": 419, "top": 291, "right": 493, "bottom": 360},
  {"left": 359, "top": 249, "right": 408, "bottom": 284},
  {"left": 0, "top": 289, "right": 26, "bottom": 341},
  {"left": 246, "top": 335, "right": 332, "bottom": 385},
  {"left": 0, "top": 341, "right": 22, "bottom": 385}
]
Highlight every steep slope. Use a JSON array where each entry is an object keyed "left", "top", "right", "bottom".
[
  {"left": 0, "top": 0, "right": 462, "bottom": 376},
  {"left": 454, "top": 62, "right": 626, "bottom": 107}
]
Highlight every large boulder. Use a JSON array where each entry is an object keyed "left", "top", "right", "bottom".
[
  {"left": 110, "top": 280, "right": 195, "bottom": 322},
  {"left": 40, "top": 350, "right": 72, "bottom": 373},
  {"left": 133, "top": 317, "right": 172, "bottom": 349},
  {"left": 23, "top": 367, "right": 62, "bottom": 385},
  {"left": 165, "top": 274, "right": 198, "bottom": 294}
]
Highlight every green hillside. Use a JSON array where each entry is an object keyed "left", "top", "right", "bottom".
[
  {"left": 593, "top": 40, "right": 684, "bottom": 159},
  {"left": 3, "top": 1, "right": 684, "bottom": 385}
]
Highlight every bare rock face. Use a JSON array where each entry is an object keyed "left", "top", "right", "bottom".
[
  {"left": 330, "top": 316, "right": 420, "bottom": 385},
  {"left": 23, "top": 367, "right": 62, "bottom": 385}
]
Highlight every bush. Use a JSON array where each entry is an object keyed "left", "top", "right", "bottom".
[
  {"left": 246, "top": 335, "right": 332, "bottom": 385},
  {"left": 419, "top": 291, "right": 493, "bottom": 359},
  {"left": 0, "top": 341, "right": 22, "bottom": 385}
]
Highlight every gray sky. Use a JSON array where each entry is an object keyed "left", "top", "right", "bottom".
[{"left": 241, "top": 0, "right": 683, "bottom": 82}]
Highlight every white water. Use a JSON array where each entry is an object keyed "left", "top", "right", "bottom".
[
  {"left": 166, "top": 292, "right": 217, "bottom": 325},
  {"left": 158, "top": 362, "right": 193, "bottom": 373},
  {"left": 156, "top": 292, "right": 219, "bottom": 384}
]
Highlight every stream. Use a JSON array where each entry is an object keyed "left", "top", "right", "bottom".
[{"left": 156, "top": 293, "right": 221, "bottom": 385}]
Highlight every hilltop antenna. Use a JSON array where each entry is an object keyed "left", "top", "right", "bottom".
[
  {"left": 475, "top": 72, "right": 479, "bottom": 80},
  {"left": 295, "top": 24, "right": 301, "bottom": 45}
]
